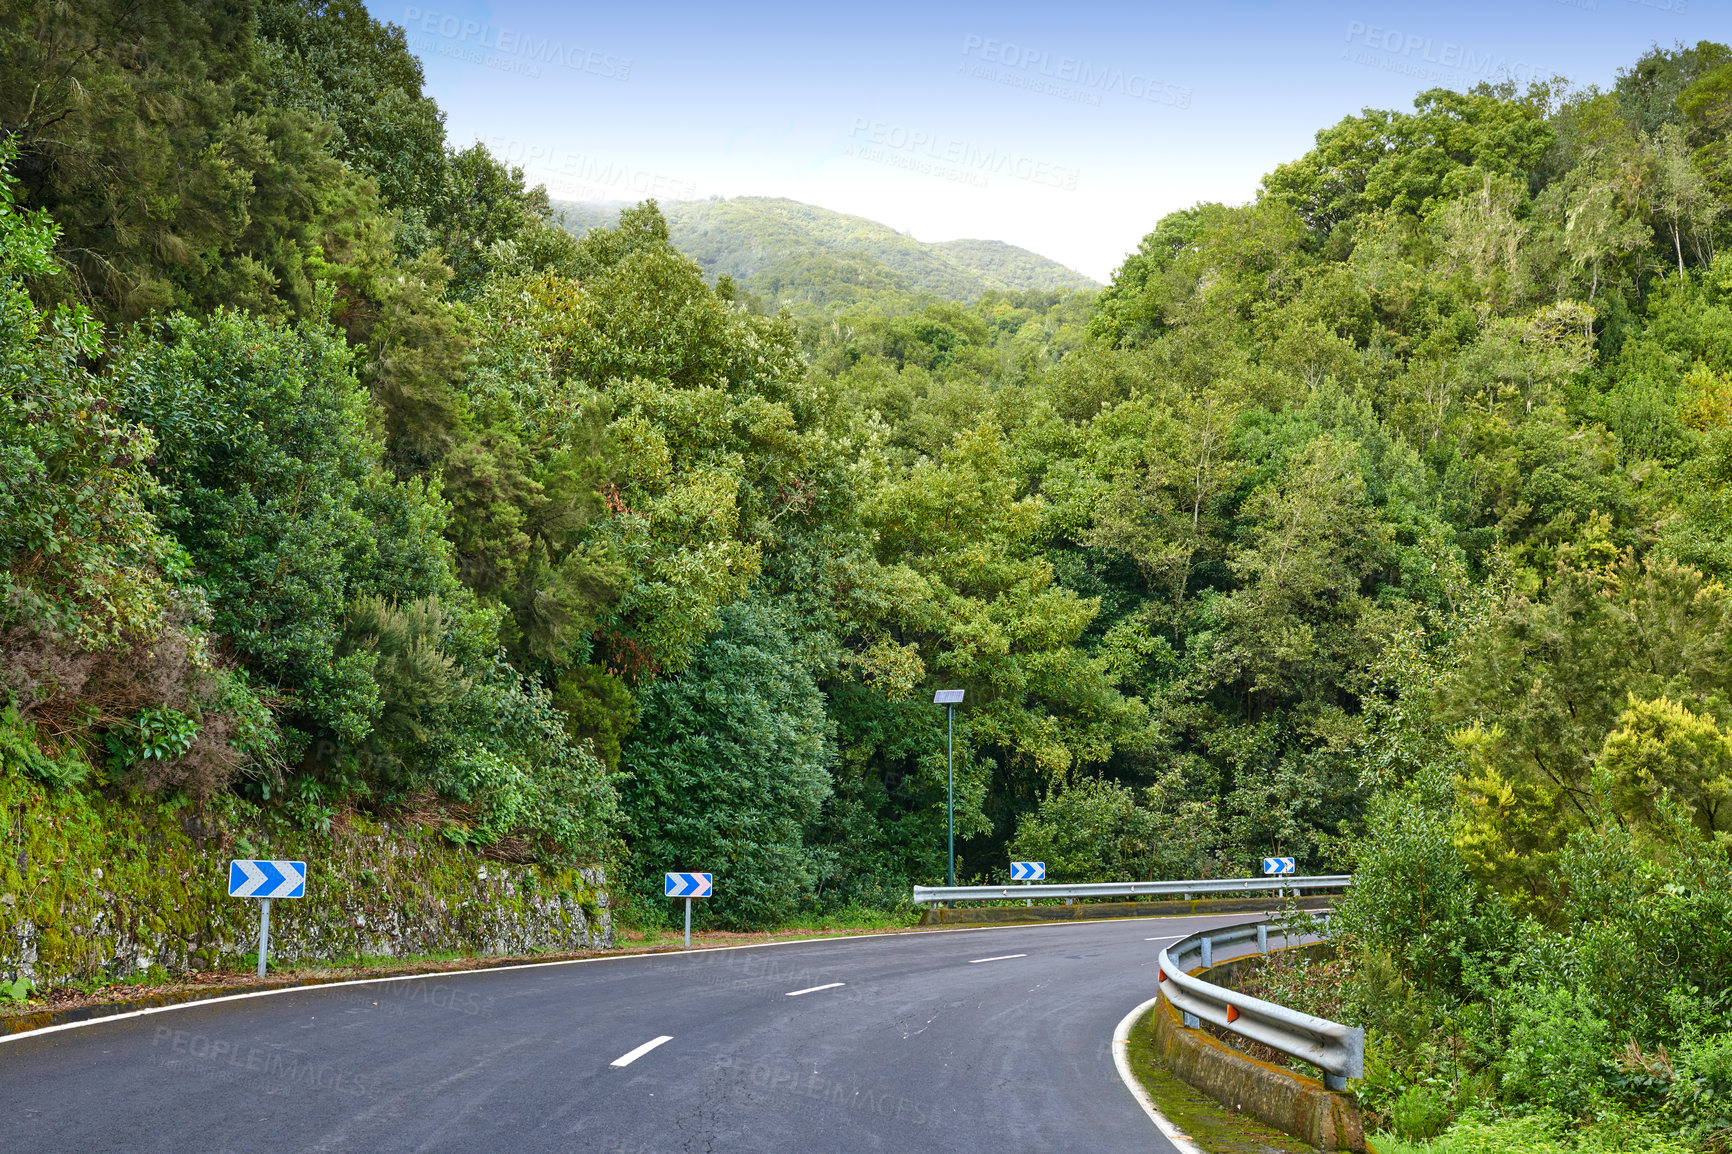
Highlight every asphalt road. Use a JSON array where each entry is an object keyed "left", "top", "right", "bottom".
[{"left": 2, "top": 912, "right": 1264, "bottom": 1153}]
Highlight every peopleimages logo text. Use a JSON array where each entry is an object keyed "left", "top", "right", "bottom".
[
  {"left": 486, "top": 138, "right": 698, "bottom": 200},
  {"left": 848, "top": 119, "right": 1079, "bottom": 191},
  {"left": 960, "top": 36, "right": 1191, "bottom": 108},
  {"left": 403, "top": 7, "right": 631, "bottom": 80},
  {"left": 1343, "top": 22, "right": 1543, "bottom": 84}
]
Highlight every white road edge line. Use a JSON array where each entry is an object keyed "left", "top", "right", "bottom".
[
  {"left": 785, "top": 982, "right": 845, "bottom": 997},
  {"left": 0, "top": 912, "right": 1251, "bottom": 1046},
  {"left": 968, "top": 953, "right": 1027, "bottom": 964},
  {"left": 610, "top": 1035, "right": 673, "bottom": 1067},
  {"left": 1145, "top": 934, "right": 1185, "bottom": 942},
  {"left": 1112, "top": 996, "right": 1207, "bottom": 1154}
]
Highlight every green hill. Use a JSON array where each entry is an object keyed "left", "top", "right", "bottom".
[{"left": 547, "top": 196, "right": 1099, "bottom": 313}]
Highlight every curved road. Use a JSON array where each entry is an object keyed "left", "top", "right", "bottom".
[{"left": 3, "top": 913, "right": 1260, "bottom": 1153}]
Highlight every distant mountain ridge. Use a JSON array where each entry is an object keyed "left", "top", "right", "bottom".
[{"left": 549, "top": 196, "right": 1099, "bottom": 311}]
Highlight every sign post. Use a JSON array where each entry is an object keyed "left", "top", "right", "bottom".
[
  {"left": 228, "top": 860, "right": 307, "bottom": 975},
  {"left": 1262, "top": 856, "right": 1295, "bottom": 898},
  {"left": 1010, "top": 861, "right": 1044, "bottom": 906},
  {"left": 258, "top": 898, "right": 270, "bottom": 975},
  {"left": 665, "top": 872, "right": 713, "bottom": 948}
]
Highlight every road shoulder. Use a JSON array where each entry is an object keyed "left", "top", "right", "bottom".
[
  {"left": 1115, "top": 998, "right": 1321, "bottom": 1154},
  {"left": 4, "top": 910, "right": 1243, "bottom": 1043}
]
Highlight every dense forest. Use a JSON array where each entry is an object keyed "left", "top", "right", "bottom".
[{"left": 3, "top": 3, "right": 1731, "bottom": 1148}]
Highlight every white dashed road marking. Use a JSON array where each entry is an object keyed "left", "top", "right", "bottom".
[{"left": 610, "top": 1036, "right": 673, "bottom": 1067}]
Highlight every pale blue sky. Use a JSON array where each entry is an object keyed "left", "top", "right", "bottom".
[{"left": 394, "top": 0, "right": 1723, "bottom": 281}]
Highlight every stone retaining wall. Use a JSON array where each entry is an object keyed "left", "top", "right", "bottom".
[{"left": 2, "top": 771, "right": 609, "bottom": 986}]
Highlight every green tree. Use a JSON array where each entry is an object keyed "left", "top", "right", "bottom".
[
  {"left": 619, "top": 598, "right": 834, "bottom": 928},
  {"left": 256, "top": 0, "right": 449, "bottom": 217},
  {"left": 111, "top": 299, "right": 449, "bottom": 749},
  {"left": 1600, "top": 695, "right": 1732, "bottom": 841},
  {"left": 0, "top": 0, "right": 391, "bottom": 321},
  {"left": 0, "top": 146, "right": 180, "bottom": 646},
  {"left": 1446, "top": 554, "right": 1732, "bottom": 908}
]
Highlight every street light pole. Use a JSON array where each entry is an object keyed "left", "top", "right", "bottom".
[{"left": 933, "top": 690, "right": 964, "bottom": 888}]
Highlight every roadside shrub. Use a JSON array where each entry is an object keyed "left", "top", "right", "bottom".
[
  {"left": 1669, "top": 1026, "right": 1732, "bottom": 1143},
  {"left": 1008, "top": 774, "right": 1234, "bottom": 882},
  {"left": 431, "top": 657, "right": 618, "bottom": 862},
  {"left": 1392, "top": 1083, "right": 1452, "bottom": 1142},
  {"left": 1497, "top": 983, "right": 1613, "bottom": 1117},
  {"left": 1333, "top": 768, "right": 1513, "bottom": 997},
  {"left": 1008, "top": 777, "right": 1157, "bottom": 881},
  {"left": 0, "top": 706, "right": 89, "bottom": 789}
]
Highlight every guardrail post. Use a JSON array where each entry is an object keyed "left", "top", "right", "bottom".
[
  {"left": 1325, "top": 1073, "right": 1346, "bottom": 1091},
  {"left": 1256, "top": 924, "right": 1267, "bottom": 954},
  {"left": 1182, "top": 1010, "right": 1201, "bottom": 1029},
  {"left": 1342, "top": 1025, "right": 1365, "bottom": 1083},
  {"left": 1199, "top": 936, "right": 1212, "bottom": 968}
]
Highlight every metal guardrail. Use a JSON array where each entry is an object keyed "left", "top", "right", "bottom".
[
  {"left": 1158, "top": 918, "right": 1364, "bottom": 1090},
  {"left": 910, "top": 874, "right": 1352, "bottom": 905}
]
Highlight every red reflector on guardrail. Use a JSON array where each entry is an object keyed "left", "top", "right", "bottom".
[{"left": 1227, "top": 1005, "right": 1240, "bottom": 1023}]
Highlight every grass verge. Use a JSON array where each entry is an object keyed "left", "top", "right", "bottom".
[
  {"left": 1368, "top": 1111, "right": 1704, "bottom": 1154},
  {"left": 1123, "top": 1005, "right": 1319, "bottom": 1154}
]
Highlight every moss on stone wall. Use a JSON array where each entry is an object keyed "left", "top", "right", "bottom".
[{"left": 1, "top": 770, "right": 610, "bottom": 986}]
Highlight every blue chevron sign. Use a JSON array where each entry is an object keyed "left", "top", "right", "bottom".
[
  {"left": 1262, "top": 857, "right": 1296, "bottom": 876},
  {"left": 1010, "top": 861, "right": 1045, "bottom": 881},
  {"left": 228, "top": 860, "right": 307, "bottom": 899},
  {"left": 665, "top": 872, "right": 712, "bottom": 898}
]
